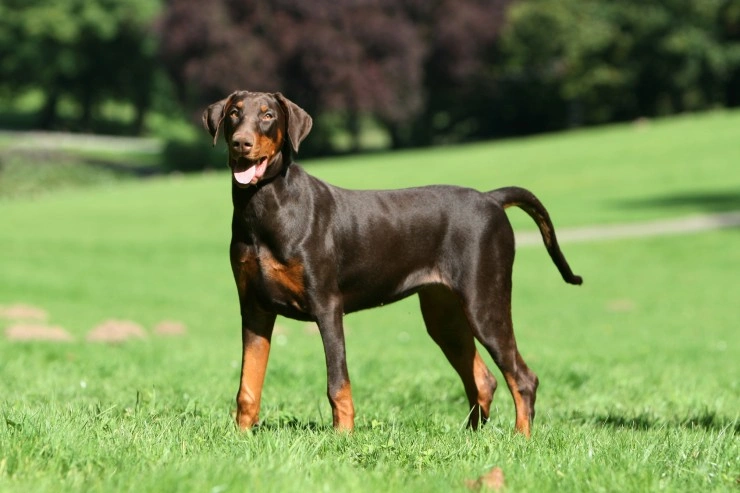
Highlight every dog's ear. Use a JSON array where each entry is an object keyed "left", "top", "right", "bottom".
[
  {"left": 274, "top": 93, "right": 313, "bottom": 154},
  {"left": 202, "top": 94, "right": 234, "bottom": 146}
]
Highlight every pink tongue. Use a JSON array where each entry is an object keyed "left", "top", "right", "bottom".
[
  {"left": 233, "top": 158, "right": 268, "bottom": 185},
  {"left": 234, "top": 164, "right": 257, "bottom": 185}
]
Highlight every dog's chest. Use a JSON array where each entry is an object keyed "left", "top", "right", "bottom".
[
  {"left": 258, "top": 251, "right": 305, "bottom": 300},
  {"left": 232, "top": 244, "right": 308, "bottom": 315}
]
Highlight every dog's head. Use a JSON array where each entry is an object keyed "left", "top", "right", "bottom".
[{"left": 202, "top": 91, "right": 312, "bottom": 187}]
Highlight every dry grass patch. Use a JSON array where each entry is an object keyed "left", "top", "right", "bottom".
[
  {"left": 153, "top": 320, "right": 187, "bottom": 336},
  {"left": 0, "top": 303, "right": 48, "bottom": 321},
  {"left": 5, "top": 323, "right": 73, "bottom": 342},
  {"left": 86, "top": 319, "right": 147, "bottom": 343}
]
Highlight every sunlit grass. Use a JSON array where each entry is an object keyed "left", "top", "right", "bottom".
[{"left": 1, "top": 110, "right": 738, "bottom": 492}]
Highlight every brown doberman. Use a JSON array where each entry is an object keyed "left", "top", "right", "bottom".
[{"left": 203, "top": 91, "right": 582, "bottom": 436}]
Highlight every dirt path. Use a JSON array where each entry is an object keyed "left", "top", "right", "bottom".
[{"left": 515, "top": 210, "right": 740, "bottom": 246}]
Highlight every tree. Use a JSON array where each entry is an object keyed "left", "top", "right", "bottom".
[
  {"left": 158, "top": 0, "right": 428, "bottom": 153},
  {"left": 0, "top": 0, "right": 160, "bottom": 131},
  {"left": 400, "top": 0, "right": 513, "bottom": 145},
  {"left": 719, "top": 0, "right": 740, "bottom": 106},
  {"left": 497, "top": 0, "right": 740, "bottom": 132},
  {"left": 158, "top": 0, "right": 517, "bottom": 152}
]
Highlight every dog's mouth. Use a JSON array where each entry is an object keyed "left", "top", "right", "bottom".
[{"left": 231, "top": 155, "right": 269, "bottom": 187}]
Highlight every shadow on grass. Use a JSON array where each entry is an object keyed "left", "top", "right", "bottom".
[
  {"left": 255, "top": 414, "right": 329, "bottom": 433},
  {"left": 67, "top": 137, "right": 226, "bottom": 175},
  {"left": 0, "top": 136, "right": 223, "bottom": 179},
  {"left": 82, "top": 158, "right": 162, "bottom": 177},
  {"left": 617, "top": 190, "right": 740, "bottom": 215},
  {"left": 570, "top": 409, "right": 739, "bottom": 433}
]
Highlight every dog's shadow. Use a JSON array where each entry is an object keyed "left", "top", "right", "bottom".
[
  {"left": 248, "top": 414, "right": 329, "bottom": 433},
  {"left": 569, "top": 409, "right": 738, "bottom": 433},
  {"left": 239, "top": 408, "right": 738, "bottom": 434},
  {"left": 617, "top": 190, "right": 740, "bottom": 216}
]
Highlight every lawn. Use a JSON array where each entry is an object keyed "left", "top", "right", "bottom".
[
  {"left": 309, "top": 109, "right": 740, "bottom": 228},
  {"left": 0, "top": 111, "right": 738, "bottom": 492}
]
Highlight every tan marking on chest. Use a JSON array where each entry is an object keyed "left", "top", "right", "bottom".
[
  {"left": 259, "top": 251, "right": 305, "bottom": 297},
  {"left": 231, "top": 246, "right": 259, "bottom": 293}
]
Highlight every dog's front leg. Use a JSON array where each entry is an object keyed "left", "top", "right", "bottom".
[
  {"left": 316, "top": 304, "right": 355, "bottom": 431},
  {"left": 235, "top": 304, "right": 276, "bottom": 430}
]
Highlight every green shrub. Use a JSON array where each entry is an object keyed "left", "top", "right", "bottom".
[
  {"left": 0, "top": 151, "right": 124, "bottom": 199},
  {"left": 160, "top": 138, "right": 226, "bottom": 173}
]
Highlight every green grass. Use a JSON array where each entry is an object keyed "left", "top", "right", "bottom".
[
  {"left": 1, "top": 111, "right": 739, "bottom": 492},
  {"left": 0, "top": 157, "right": 130, "bottom": 199},
  {"left": 3, "top": 107, "right": 739, "bottom": 220},
  {"left": 307, "top": 109, "right": 740, "bottom": 228},
  {"left": 0, "top": 131, "right": 161, "bottom": 199}
]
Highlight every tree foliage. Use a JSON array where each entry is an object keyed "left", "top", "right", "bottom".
[
  {"left": 158, "top": 0, "right": 510, "bottom": 151},
  {"left": 1, "top": 0, "right": 738, "bottom": 152},
  {"left": 498, "top": 0, "right": 740, "bottom": 132},
  {"left": 0, "top": 0, "right": 160, "bottom": 131}
]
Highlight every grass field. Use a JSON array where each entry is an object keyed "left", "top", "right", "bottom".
[{"left": 1, "top": 110, "right": 738, "bottom": 492}]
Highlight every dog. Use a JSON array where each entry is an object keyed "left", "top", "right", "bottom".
[{"left": 203, "top": 91, "right": 582, "bottom": 436}]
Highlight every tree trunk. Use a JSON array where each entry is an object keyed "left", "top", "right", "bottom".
[
  {"left": 133, "top": 94, "right": 150, "bottom": 135},
  {"left": 346, "top": 110, "right": 361, "bottom": 153},
  {"left": 80, "top": 90, "right": 94, "bottom": 132},
  {"left": 38, "top": 90, "right": 59, "bottom": 129}
]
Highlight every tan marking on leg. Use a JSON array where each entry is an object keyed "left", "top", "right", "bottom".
[
  {"left": 330, "top": 382, "right": 355, "bottom": 431},
  {"left": 236, "top": 335, "right": 271, "bottom": 430},
  {"left": 473, "top": 351, "right": 496, "bottom": 416},
  {"left": 418, "top": 286, "right": 497, "bottom": 430},
  {"left": 505, "top": 374, "right": 531, "bottom": 437}
]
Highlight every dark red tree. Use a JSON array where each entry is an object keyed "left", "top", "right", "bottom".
[{"left": 157, "top": 0, "right": 512, "bottom": 152}]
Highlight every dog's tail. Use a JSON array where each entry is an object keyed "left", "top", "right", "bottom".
[{"left": 490, "top": 186, "right": 583, "bottom": 286}]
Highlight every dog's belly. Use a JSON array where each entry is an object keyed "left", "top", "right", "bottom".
[{"left": 338, "top": 265, "right": 446, "bottom": 313}]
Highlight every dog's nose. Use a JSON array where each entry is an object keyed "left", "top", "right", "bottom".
[{"left": 231, "top": 134, "right": 253, "bottom": 154}]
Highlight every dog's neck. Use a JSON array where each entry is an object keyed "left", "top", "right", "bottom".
[{"left": 230, "top": 155, "right": 312, "bottom": 247}]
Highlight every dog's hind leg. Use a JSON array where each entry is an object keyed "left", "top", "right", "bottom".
[
  {"left": 419, "top": 285, "right": 498, "bottom": 429},
  {"left": 460, "top": 266, "right": 539, "bottom": 437}
]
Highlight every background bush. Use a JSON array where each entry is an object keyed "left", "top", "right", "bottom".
[{"left": 1, "top": 0, "right": 739, "bottom": 166}]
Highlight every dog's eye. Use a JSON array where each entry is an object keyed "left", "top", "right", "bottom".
[
  {"left": 261, "top": 112, "right": 274, "bottom": 121},
  {"left": 229, "top": 108, "right": 240, "bottom": 118}
]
